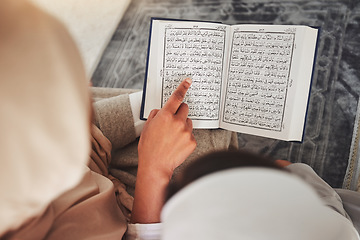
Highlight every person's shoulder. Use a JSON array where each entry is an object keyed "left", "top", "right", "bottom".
[
  {"left": 0, "top": 0, "right": 71, "bottom": 45},
  {"left": 285, "top": 162, "right": 314, "bottom": 172}
]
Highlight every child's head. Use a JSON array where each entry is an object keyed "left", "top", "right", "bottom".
[
  {"left": 166, "top": 150, "right": 284, "bottom": 202},
  {"left": 161, "top": 150, "right": 357, "bottom": 240}
]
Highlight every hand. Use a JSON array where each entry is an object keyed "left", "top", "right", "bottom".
[
  {"left": 131, "top": 78, "right": 197, "bottom": 223},
  {"left": 138, "top": 78, "right": 197, "bottom": 179}
]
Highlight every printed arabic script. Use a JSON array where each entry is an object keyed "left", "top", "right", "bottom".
[
  {"left": 223, "top": 31, "right": 295, "bottom": 131},
  {"left": 162, "top": 27, "right": 225, "bottom": 120}
]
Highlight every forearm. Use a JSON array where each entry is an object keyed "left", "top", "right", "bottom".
[
  {"left": 130, "top": 79, "right": 196, "bottom": 224},
  {"left": 131, "top": 166, "right": 170, "bottom": 223}
]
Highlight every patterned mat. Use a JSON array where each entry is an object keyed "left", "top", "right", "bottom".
[
  {"left": 344, "top": 101, "right": 360, "bottom": 191},
  {"left": 92, "top": 0, "right": 360, "bottom": 188}
]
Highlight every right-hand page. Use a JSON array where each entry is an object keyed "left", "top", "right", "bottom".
[{"left": 220, "top": 25, "right": 318, "bottom": 141}]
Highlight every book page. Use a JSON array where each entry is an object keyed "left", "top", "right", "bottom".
[
  {"left": 142, "top": 19, "right": 230, "bottom": 128},
  {"left": 220, "top": 25, "right": 318, "bottom": 141}
]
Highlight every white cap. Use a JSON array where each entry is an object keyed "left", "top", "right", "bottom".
[{"left": 162, "top": 168, "right": 360, "bottom": 240}]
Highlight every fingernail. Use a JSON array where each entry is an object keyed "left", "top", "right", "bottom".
[{"left": 185, "top": 78, "right": 192, "bottom": 85}]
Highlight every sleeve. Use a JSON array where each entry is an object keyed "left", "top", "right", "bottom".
[
  {"left": 125, "top": 223, "right": 162, "bottom": 240},
  {"left": 88, "top": 123, "right": 134, "bottom": 220},
  {"left": 90, "top": 88, "right": 144, "bottom": 220},
  {"left": 93, "top": 93, "right": 137, "bottom": 149},
  {"left": 286, "top": 163, "right": 352, "bottom": 222},
  {"left": 335, "top": 189, "right": 360, "bottom": 234},
  {"left": 128, "top": 91, "right": 146, "bottom": 137}
]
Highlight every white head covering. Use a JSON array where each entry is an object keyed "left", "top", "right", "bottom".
[
  {"left": 162, "top": 168, "right": 360, "bottom": 240},
  {"left": 0, "top": 0, "right": 90, "bottom": 235}
]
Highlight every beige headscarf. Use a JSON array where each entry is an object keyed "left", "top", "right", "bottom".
[
  {"left": 0, "top": 0, "right": 90, "bottom": 235},
  {"left": 162, "top": 168, "right": 360, "bottom": 240}
]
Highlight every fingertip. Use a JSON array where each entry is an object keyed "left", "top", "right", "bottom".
[
  {"left": 180, "top": 102, "right": 189, "bottom": 110},
  {"left": 181, "top": 78, "right": 192, "bottom": 90},
  {"left": 163, "top": 78, "right": 192, "bottom": 114}
]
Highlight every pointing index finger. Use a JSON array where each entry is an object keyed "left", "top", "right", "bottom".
[{"left": 163, "top": 78, "right": 192, "bottom": 114}]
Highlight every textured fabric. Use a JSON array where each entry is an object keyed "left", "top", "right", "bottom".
[
  {"left": 287, "top": 163, "right": 352, "bottom": 221},
  {"left": 93, "top": 92, "right": 137, "bottom": 150},
  {"left": 91, "top": 87, "right": 139, "bottom": 102},
  {"left": 336, "top": 189, "right": 360, "bottom": 234},
  {"left": 3, "top": 168, "right": 127, "bottom": 240},
  {"left": 91, "top": 88, "right": 140, "bottom": 220},
  {"left": 89, "top": 124, "right": 134, "bottom": 220}
]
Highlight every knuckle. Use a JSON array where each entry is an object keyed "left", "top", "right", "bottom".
[
  {"left": 149, "top": 109, "right": 159, "bottom": 118},
  {"left": 173, "top": 89, "right": 185, "bottom": 102},
  {"left": 185, "top": 128, "right": 193, "bottom": 138},
  {"left": 162, "top": 111, "right": 173, "bottom": 121},
  {"left": 189, "top": 135, "right": 197, "bottom": 149},
  {"left": 149, "top": 109, "right": 157, "bottom": 116},
  {"left": 191, "top": 139, "right": 197, "bottom": 149},
  {"left": 174, "top": 117, "right": 185, "bottom": 128},
  {"left": 186, "top": 117, "right": 192, "bottom": 125}
]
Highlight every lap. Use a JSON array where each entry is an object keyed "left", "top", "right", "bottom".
[
  {"left": 92, "top": 87, "right": 239, "bottom": 196},
  {"left": 110, "top": 129, "right": 238, "bottom": 196}
]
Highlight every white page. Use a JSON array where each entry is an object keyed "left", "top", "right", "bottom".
[
  {"left": 220, "top": 25, "right": 318, "bottom": 141},
  {"left": 288, "top": 27, "right": 318, "bottom": 140},
  {"left": 143, "top": 19, "right": 230, "bottom": 129}
]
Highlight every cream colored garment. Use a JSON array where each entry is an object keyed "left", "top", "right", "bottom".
[
  {"left": 0, "top": 0, "right": 90, "bottom": 235},
  {"left": 89, "top": 122, "right": 134, "bottom": 221},
  {"left": 91, "top": 87, "right": 140, "bottom": 204},
  {"left": 3, "top": 166, "right": 127, "bottom": 239},
  {"left": 161, "top": 168, "right": 360, "bottom": 240},
  {"left": 4, "top": 125, "right": 127, "bottom": 239}
]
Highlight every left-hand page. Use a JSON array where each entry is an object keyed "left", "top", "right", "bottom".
[{"left": 141, "top": 19, "right": 230, "bottom": 129}]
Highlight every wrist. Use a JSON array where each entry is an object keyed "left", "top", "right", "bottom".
[
  {"left": 132, "top": 164, "right": 171, "bottom": 224},
  {"left": 137, "top": 155, "right": 174, "bottom": 181},
  {"left": 137, "top": 163, "right": 172, "bottom": 184}
]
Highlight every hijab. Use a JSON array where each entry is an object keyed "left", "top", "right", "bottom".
[{"left": 0, "top": 0, "right": 90, "bottom": 235}]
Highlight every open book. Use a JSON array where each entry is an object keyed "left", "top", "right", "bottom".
[{"left": 141, "top": 18, "right": 319, "bottom": 141}]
